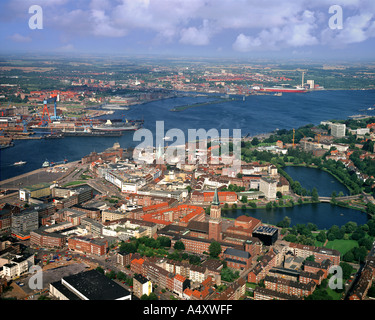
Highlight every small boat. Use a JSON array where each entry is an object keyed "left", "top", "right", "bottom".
[
  {"left": 14, "top": 161, "right": 26, "bottom": 166},
  {"left": 42, "top": 160, "right": 50, "bottom": 168}
]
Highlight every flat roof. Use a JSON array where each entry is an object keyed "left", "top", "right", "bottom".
[
  {"left": 61, "top": 270, "right": 131, "bottom": 300},
  {"left": 50, "top": 280, "right": 81, "bottom": 300},
  {"left": 253, "top": 225, "right": 278, "bottom": 236}
]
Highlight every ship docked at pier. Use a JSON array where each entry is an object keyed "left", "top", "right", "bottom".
[
  {"left": 252, "top": 84, "right": 308, "bottom": 93},
  {"left": 30, "top": 118, "right": 143, "bottom": 135},
  {"left": 91, "top": 119, "right": 140, "bottom": 131}
]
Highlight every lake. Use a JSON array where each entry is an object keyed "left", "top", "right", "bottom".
[
  {"left": 223, "top": 203, "right": 368, "bottom": 229},
  {"left": 282, "top": 166, "right": 350, "bottom": 197}
]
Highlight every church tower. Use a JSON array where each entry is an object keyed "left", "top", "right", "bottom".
[{"left": 209, "top": 188, "right": 222, "bottom": 241}]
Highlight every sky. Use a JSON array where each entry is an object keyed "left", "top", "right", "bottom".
[{"left": 0, "top": 0, "right": 375, "bottom": 61}]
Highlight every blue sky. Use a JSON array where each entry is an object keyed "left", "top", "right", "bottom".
[{"left": 0, "top": 0, "right": 375, "bottom": 60}]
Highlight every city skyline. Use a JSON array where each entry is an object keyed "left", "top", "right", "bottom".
[{"left": 0, "top": 0, "right": 375, "bottom": 61}]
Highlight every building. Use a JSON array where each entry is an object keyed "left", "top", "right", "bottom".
[
  {"left": 259, "top": 177, "right": 277, "bottom": 200},
  {"left": 68, "top": 236, "right": 108, "bottom": 256},
  {"left": 303, "top": 259, "right": 332, "bottom": 278},
  {"left": 248, "top": 248, "right": 279, "bottom": 284},
  {"left": 214, "top": 278, "right": 246, "bottom": 300},
  {"left": 133, "top": 274, "right": 152, "bottom": 299},
  {"left": 0, "top": 206, "right": 14, "bottom": 234},
  {"left": 19, "top": 183, "right": 52, "bottom": 202},
  {"left": 0, "top": 254, "right": 35, "bottom": 280},
  {"left": 252, "top": 225, "right": 279, "bottom": 246},
  {"left": 288, "top": 243, "right": 340, "bottom": 265},
  {"left": 223, "top": 248, "right": 252, "bottom": 270},
  {"left": 254, "top": 287, "right": 302, "bottom": 300},
  {"left": 117, "top": 251, "right": 133, "bottom": 267},
  {"left": 208, "top": 188, "right": 222, "bottom": 241},
  {"left": 81, "top": 217, "right": 103, "bottom": 237},
  {"left": 30, "top": 229, "right": 66, "bottom": 248},
  {"left": 330, "top": 123, "right": 346, "bottom": 138},
  {"left": 50, "top": 269, "right": 132, "bottom": 300},
  {"left": 11, "top": 210, "right": 39, "bottom": 240},
  {"left": 349, "top": 258, "right": 375, "bottom": 300},
  {"left": 174, "top": 274, "right": 190, "bottom": 297},
  {"left": 264, "top": 275, "right": 316, "bottom": 298}
]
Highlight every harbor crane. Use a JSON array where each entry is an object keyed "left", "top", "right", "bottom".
[
  {"left": 316, "top": 133, "right": 322, "bottom": 144},
  {"left": 38, "top": 94, "right": 61, "bottom": 125}
]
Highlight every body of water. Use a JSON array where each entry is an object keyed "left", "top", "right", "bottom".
[
  {"left": 224, "top": 203, "right": 369, "bottom": 229},
  {"left": 1, "top": 89, "right": 375, "bottom": 181},
  {"left": 282, "top": 166, "right": 350, "bottom": 197}
]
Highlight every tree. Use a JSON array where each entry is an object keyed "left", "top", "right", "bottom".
[
  {"left": 189, "top": 255, "right": 201, "bottom": 265},
  {"left": 249, "top": 202, "right": 257, "bottom": 209},
  {"left": 119, "top": 241, "right": 137, "bottom": 254},
  {"left": 157, "top": 236, "right": 171, "bottom": 248},
  {"left": 221, "top": 267, "right": 240, "bottom": 282},
  {"left": 106, "top": 270, "right": 116, "bottom": 280},
  {"left": 174, "top": 241, "right": 185, "bottom": 251},
  {"left": 305, "top": 255, "right": 315, "bottom": 262},
  {"left": 251, "top": 137, "right": 260, "bottom": 146},
  {"left": 277, "top": 216, "right": 291, "bottom": 228},
  {"left": 276, "top": 191, "right": 283, "bottom": 199},
  {"left": 117, "top": 271, "right": 127, "bottom": 281},
  {"left": 343, "top": 251, "right": 355, "bottom": 262},
  {"left": 284, "top": 234, "right": 297, "bottom": 242},
  {"left": 141, "top": 293, "right": 158, "bottom": 300},
  {"left": 340, "top": 262, "right": 354, "bottom": 280},
  {"left": 241, "top": 196, "right": 248, "bottom": 203},
  {"left": 96, "top": 266, "right": 105, "bottom": 274},
  {"left": 315, "top": 230, "right": 326, "bottom": 243},
  {"left": 311, "top": 187, "right": 319, "bottom": 202},
  {"left": 344, "top": 221, "right": 357, "bottom": 234},
  {"left": 209, "top": 241, "right": 222, "bottom": 258}
]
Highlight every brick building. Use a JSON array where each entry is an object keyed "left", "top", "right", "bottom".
[
  {"left": 68, "top": 236, "right": 108, "bottom": 256},
  {"left": 223, "top": 248, "right": 252, "bottom": 270},
  {"left": 264, "top": 275, "right": 316, "bottom": 298},
  {"left": 30, "top": 229, "right": 66, "bottom": 248}
]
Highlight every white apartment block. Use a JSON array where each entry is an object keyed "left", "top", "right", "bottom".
[
  {"left": 0, "top": 254, "right": 35, "bottom": 280},
  {"left": 259, "top": 177, "right": 277, "bottom": 200},
  {"left": 330, "top": 123, "right": 346, "bottom": 138}
]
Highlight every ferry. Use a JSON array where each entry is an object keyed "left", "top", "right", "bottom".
[
  {"left": 42, "top": 160, "right": 50, "bottom": 168},
  {"left": 14, "top": 161, "right": 27, "bottom": 166},
  {"left": 252, "top": 85, "right": 308, "bottom": 93},
  {"left": 92, "top": 119, "right": 140, "bottom": 131}
]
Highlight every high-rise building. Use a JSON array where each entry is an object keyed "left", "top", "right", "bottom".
[
  {"left": 11, "top": 210, "right": 39, "bottom": 239},
  {"left": 260, "top": 177, "right": 277, "bottom": 200},
  {"left": 208, "top": 188, "right": 222, "bottom": 241},
  {"left": 330, "top": 123, "right": 346, "bottom": 138}
]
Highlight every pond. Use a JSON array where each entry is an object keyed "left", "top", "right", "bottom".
[
  {"left": 282, "top": 166, "right": 350, "bottom": 197},
  {"left": 223, "top": 203, "right": 368, "bottom": 230}
]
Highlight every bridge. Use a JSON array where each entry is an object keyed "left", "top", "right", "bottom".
[{"left": 299, "top": 195, "right": 365, "bottom": 204}]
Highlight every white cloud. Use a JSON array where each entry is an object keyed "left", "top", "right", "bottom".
[
  {"left": 3, "top": 0, "right": 375, "bottom": 51},
  {"left": 179, "top": 20, "right": 214, "bottom": 46},
  {"left": 58, "top": 43, "right": 75, "bottom": 52},
  {"left": 9, "top": 33, "right": 32, "bottom": 43},
  {"left": 321, "top": 12, "right": 375, "bottom": 46},
  {"left": 232, "top": 10, "right": 319, "bottom": 52}
]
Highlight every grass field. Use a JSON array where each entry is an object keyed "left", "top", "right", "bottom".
[
  {"left": 62, "top": 180, "right": 86, "bottom": 188},
  {"left": 324, "top": 239, "right": 359, "bottom": 256}
]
